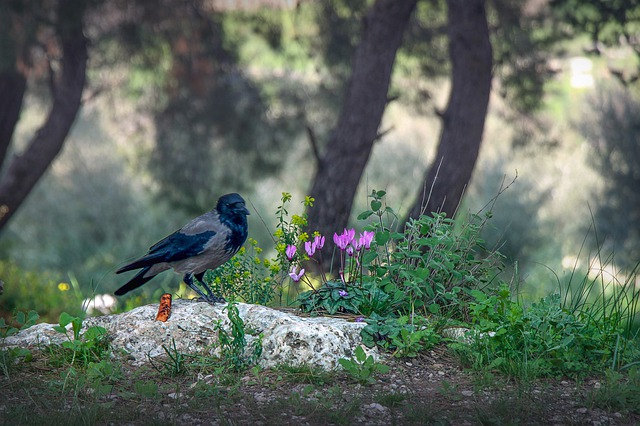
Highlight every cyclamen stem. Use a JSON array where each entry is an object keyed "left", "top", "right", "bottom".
[{"left": 315, "top": 252, "right": 328, "bottom": 284}]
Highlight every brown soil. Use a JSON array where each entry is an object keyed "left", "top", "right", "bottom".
[{"left": 1, "top": 345, "right": 638, "bottom": 425}]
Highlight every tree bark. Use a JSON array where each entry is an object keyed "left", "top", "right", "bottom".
[
  {"left": 0, "top": 0, "right": 87, "bottom": 231},
  {"left": 306, "top": 0, "right": 418, "bottom": 257},
  {"left": 0, "top": 70, "right": 26, "bottom": 170},
  {"left": 406, "top": 0, "right": 492, "bottom": 220}
]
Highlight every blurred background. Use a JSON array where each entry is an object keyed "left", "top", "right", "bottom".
[{"left": 0, "top": 0, "right": 638, "bottom": 320}]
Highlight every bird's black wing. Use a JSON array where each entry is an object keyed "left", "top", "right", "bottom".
[{"left": 116, "top": 230, "right": 216, "bottom": 273}]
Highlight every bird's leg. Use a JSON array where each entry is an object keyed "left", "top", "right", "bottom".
[
  {"left": 183, "top": 273, "right": 210, "bottom": 300},
  {"left": 194, "top": 271, "right": 226, "bottom": 304}
]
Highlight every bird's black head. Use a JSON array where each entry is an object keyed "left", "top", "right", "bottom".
[
  {"left": 216, "top": 193, "right": 250, "bottom": 220},
  {"left": 217, "top": 193, "right": 249, "bottom": 253}
]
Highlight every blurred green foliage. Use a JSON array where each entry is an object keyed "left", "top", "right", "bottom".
[
  {"left": 579, "top": 85, "right": 640, "bottom": 271},
  {"left": 1, "top": 0, "right": 639, "bottom": 320},
  {"left": 0, "top": 261, "right": 84, "bottom": 323}
]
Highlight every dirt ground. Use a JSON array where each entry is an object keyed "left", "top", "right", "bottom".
[{"left": 2, "top": 344, "right": 638, "bottom": 425}]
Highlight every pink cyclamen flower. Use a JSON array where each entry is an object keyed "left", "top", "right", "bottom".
[
  {"left": 333, "top": 232, "right": 349, "bottom": 250},
  {"left": 358, "top": 231, "right": 375, "bottom": 249},
  {"left": 333, "top": 228, "right": 356, "bottom": 251},
  {"left": 346, "top": 246, "right": 354, "bottom": 257},
  {"left": 338, "top": 290, "right": 349, "bottom": 297},
  {"left": 344, "top": 228, "right": 356, "bottom": 244},
  {"left": 304, "top": 240, "right": 316, "bottom": 257},
  {"left": 314, "top": 235, "right": 325, "bottom": 249},
  {"left": 285, "top": 244, "right": 296, "bottom": 261},
  {"left": 289, "top": 266, "right": 305, "bottom": 282}
]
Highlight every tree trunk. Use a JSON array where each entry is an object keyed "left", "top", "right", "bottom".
[
  {"left": 0, "top": 0, "right": 87, "bottom": 231},
  {"left": 306, "top": 0, "right": 417, "bottom": 257},
  {"left": 406, "top": 0, "right": 492, "bottom": 220},
  {"left": 0, "top": 70, "right": 26, "bottom": 170}
]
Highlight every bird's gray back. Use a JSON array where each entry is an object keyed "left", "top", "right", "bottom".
[{"left": 169, "top": 211, "right": 234, "bottom": 275}]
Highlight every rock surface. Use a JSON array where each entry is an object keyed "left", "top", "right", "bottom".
[{"left": 2, "top": 300, "right": 377, "bottom": 370}]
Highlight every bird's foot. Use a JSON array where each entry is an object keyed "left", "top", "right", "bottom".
[
  {"left": 191, "top": 294, "right": 226, "bottom": 305},
  {"left": 204, "top": 294, "right": 227, "bottom": 305}
]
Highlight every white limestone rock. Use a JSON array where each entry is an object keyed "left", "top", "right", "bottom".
[{"left": 2, "top": 299, "right": 378, "bottom": 370}]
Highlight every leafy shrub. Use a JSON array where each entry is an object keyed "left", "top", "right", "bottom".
[
  {"left": 453, "top": 285, "right": 639, "bottom": 378},
  {"left": 291, "top": 190, "right": 504, "bottom": 320},
  {"left": 205, "top": 238, "right": 280, "bottom": 305},
  {"left": 363, "top": 191, "right": 504, "bottom": 319}
]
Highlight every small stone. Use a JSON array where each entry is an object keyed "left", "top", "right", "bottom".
[
  {"left": 576, "top": 407, "right": 588, "bottom": 414},
  {"left": 167, "top": 392, "right": 183, "bottom": 399},
  {"left": 366, "top": 403, "right": 387, "bottom": 412},
  {"left": 461, "top": 390, "right": 474, "bottom": 397}
]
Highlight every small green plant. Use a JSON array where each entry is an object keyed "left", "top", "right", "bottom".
[
  {"left": 0, "top": 310, "right": 39, "bottom": 376},
  {"left": 361, "top": 313, "right": 441, "bottom": 357},
  {"left": 338, "top": 346, "right": 389, "bottom": 384},
  {"left": 214, "top": 301, "right": 263, "bottom": 372},
  {"left": 588, "top": 366, "right": 640, "bottom": 414},
  {"left": 275, "top": 363, "right": 335, "bottom": 385},
  {"left": 204, "top": 238, "right": 280, "bottom": 305},
  {"left": 49, "top": 312, "right": 109, "bottom": 367},
  {"left": 149, "top": 338, "right": 188, "bottom": 377},
  {"left": 0, "top": 310, "right": 39, "bottom": 338},
  {"left": 133, "top": 380, "right": 160, "bottom": 399}
]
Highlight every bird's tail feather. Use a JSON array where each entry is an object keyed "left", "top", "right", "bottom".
[
  {"left": 116, "top": 254, "right": 164, "bottom": 274},
  {"left": 114, "top": 267, "right": 156, "bottom": 295}
]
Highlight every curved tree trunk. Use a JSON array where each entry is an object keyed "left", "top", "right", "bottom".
[
  {"left": 406, "top": 0, "right": 492, "bottom": 220},
  {"left": 306, "top": 0, "right": 418, "bottom": 258},
  {"left": 0, "top": 70, "right": 26, "bottom": 170},
  {"left": 0, "top": 0, "right": 87, "bottom": 231}
]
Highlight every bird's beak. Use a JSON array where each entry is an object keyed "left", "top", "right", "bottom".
[{"left": 242, "top": 206, "right": 250, "bottom": 215}]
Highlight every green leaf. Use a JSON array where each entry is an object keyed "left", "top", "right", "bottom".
[
  {"left": 354, "top": 346, "right": 366, "bottom": 362},
  {"left": 58, "top": 312, "right": 76, "bottom": 328},
  {"left": 357, "top": 210, "right": 374, "bottom": 220},
  {"left": 371, "top": 200, "right": 382, "bottom": 212},
  {"left": 84, "top": 326, "right": 107, "bottom": 341},
  {"left": 361, "top": 250, "right": 378, "bottom": 265},
  {"left": 375, "top": 231, "right": 390, "bottom": 246},
  {"left": 376, "top": 363, "right": 390, "bottom": 374},
  {"left": 53, "top": 325, "right": 67, "bottom": 334}
]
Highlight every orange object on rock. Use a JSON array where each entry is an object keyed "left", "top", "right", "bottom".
[{"left": 156, "top": 293, "right": 172, "bottom": 322}]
